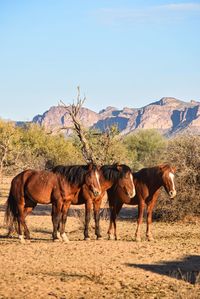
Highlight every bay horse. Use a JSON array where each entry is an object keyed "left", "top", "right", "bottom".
[
  {"left": 5, "top": 164, "right": 101, "bottom": 243},
  {"left": 107, "top": 164, "right": 176, "bottom": 241},
  {"left": 61, "top": 164, "right": 135, "bottom": 240}
]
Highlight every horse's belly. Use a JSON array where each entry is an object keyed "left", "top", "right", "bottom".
[{"left": 26, "top": 188, "right": 52, "bottom": 204}]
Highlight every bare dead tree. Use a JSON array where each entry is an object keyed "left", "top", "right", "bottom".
[{"left": 60, "top": 87, "right": 94, "bottom": 163}]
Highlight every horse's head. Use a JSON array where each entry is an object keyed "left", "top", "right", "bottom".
[
  {"left": 115, "top": 164, "right": 136, "bottom": 198},
  {"left": 159, "top": 164, "right": 177, "bottom": 198},
  {"left": 85, "top": 163, "right": 101, "bottom": 197}
]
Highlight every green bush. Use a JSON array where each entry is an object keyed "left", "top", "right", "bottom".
[{"left": 123, "top": 129, "right": 167, "bottom": 170}]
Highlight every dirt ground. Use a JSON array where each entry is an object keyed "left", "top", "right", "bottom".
[{"left": 0, "top": 177, "right": 200, "bottom": 299}]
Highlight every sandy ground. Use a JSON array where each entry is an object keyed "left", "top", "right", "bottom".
[{"left": 0, "top": 177, "right": 200, "bottom": 299}]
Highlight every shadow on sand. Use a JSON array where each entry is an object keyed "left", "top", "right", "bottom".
[{"left": 126, "top": 255, "right": 200, "bottom": 285}]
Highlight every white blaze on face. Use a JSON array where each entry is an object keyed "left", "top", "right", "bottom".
[
  {"left": 169, "top": 172, "right": 175, "bottom": 191},
  {"left": 95, "top": 171, "right": 101, "bottom": 192},
  {"left": 130, "top": 173, "right": 135, "bottom": 197}
]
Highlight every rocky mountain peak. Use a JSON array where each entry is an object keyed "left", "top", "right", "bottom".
[{"left": 31, "top": 97, "right": 200, "bottom": 137}]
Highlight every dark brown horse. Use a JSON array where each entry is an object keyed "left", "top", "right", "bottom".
[
  {"left": 107, "top": 164, "right": 176, "bottom": 241},
  {"left": 5, "top": 164, "right": 101, "bottom": 243},
  {"left": 61, "top": 164, "right": 136, "bottom": 240}
]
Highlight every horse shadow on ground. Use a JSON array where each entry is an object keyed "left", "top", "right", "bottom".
[
  {"left": 0, "top": 203, "right": 138, "bottom": 219},
  {"left": 126, "top": 255, "right": 200, "bottom": 285}
]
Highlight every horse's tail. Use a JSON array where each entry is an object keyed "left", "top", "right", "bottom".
[{"left": 4, "top": 188, "right": 18, "bottom": 235}]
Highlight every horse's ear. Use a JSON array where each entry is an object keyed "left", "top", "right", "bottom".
[
  {"left": 172, "top": 166, "right": 176, "bottom": 173},
  {"left": 116, "top": 165, "right": 122, "bottom": 172},
  {"left": 88, "top": 163, "right": 93, "bottom": 171},
  {"left": 158, "top": 164, "right": 170, "bottom": 171},
  {"left": 158, "top": 164, "right": 164, "bottom": 171}
]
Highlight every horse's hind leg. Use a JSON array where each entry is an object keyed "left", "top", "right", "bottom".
[
  {"left": 7, "top": 219, "right": 16, "bottom": 237},
  {"left": 146, "top": 198, "right": 157, "bottom": 241},
  {"left": 23, "top": 206, "right": 36, "bottom": 239},
  {"left": 17, "top": 205, "right": 27, "bottom": 244},
  {"left": 135, "top": 200, "right": 145, "bottom": 242}
]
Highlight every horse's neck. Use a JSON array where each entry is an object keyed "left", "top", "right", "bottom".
[
  {"left": 100, "top": 176, "right": 113, "bottom": 192},
  {"left": 67, "top": 182, "right": 81, "bottom": 194},
  {"left": 134, "top": 170, "right": 162, "bottom": 192}
]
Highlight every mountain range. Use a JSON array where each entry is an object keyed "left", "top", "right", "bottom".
[{"left": 32, "top": 97, "right": 200, "bottom": 137}]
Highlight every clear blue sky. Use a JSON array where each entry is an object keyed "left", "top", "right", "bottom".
[{"left": 0, "top": 0, "right": 200, "bottom": 121}]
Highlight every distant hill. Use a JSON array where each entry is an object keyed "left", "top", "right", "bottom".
[{"left": 32, "top": 97, "right": 200, "bottom": 137}]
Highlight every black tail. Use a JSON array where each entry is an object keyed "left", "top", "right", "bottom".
[{"left": 4, "top": 189, "right": 18, "bottom": 235}]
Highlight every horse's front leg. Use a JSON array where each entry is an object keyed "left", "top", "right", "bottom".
[
  {"left": 59, "top": 201, "right": 71, "bottom": 242},
  {"left": 135, "top": 200, "right": 145, "bottom": 242},
  {"left": 52, "top": 201, "right": 62, "bottom": 241},
  {"left": 93, "top": 199, "right": 102, "bottom": 240},
  {"left": 84, "top": 200, "right": 92, "bottom": 240},
  {"left": 146, "top": 196, "right": 158, "bottom": 241}
]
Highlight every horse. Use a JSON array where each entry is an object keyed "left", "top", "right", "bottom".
[
  {"left": 61, "top": 163, "right": 136, "bottom": 240},
  {"left": 5, "top": 164, "right": 101, "bottom": 243},
  {"left": 107, "top": 164, "right": 176, "bottom": 241}
]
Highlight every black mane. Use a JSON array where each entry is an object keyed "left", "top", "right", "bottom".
[
  {"left": 133, "top": 164, "right": 171, "bottom": 180},
  {"left": 52, "top": 164, "right": 97, "bottom": 185},
  {"left": 101, "top": 164, "right": 131, "bottom": 182}
]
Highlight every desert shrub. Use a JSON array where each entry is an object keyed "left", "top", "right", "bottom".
[
  {"left": 154, "top": 135, "right": 200, "bottom": 221},
  {"left": 123, "top": 129, "right": 167, "bottom": 170}
]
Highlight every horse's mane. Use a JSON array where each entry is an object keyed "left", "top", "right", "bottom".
[
  {"left": 101, "top": 164, "right": 131, "bottom": 182},
  {"left": 133, "top": 164, "right": 172, "bottom": 181},
  {"left": 52, "top": 164, "right": 97, "bottom": 185}
]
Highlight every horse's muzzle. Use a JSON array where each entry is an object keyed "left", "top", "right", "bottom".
[
  {"left": 93, "top": 190, "right": 101, "bottom": 197},
  {"left": 128, "top": 190, "right": 136, "bottom": 198},
  {"left": 169, "top": 190, "right": 176, "bottom": 198},
  {"left": 125, "top": 188, "right": 136, "bottom": 199}
]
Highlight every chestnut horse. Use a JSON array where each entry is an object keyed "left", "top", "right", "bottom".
[
  {"left": 5, "top": 164, "right": 101, "bottom": 243},
  {"left": 61, "top": 164, "right": 135, "bottom": 240},
  {"left": 107, "top": 164, "right": 176, "bottom": 241}
]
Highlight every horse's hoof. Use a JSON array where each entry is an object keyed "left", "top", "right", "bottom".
[
  {"left": 108, "top": 234, "right": 115, "bottom": 240},
  {"left": 84, "top": 237, "right": 90, "bottom": 241},
  {"left": 19, "top": 235, "right": 26, "bottom": 244},
  {"left": 135, "top": 237, "right": 141, "bottom": 242},
  {"left": 61, "top": 233, "right": 70, "bottom": 243},
  {"left": 63, "top": 239, "right": 70, "bottom": 243},
  {"left": 97, "top": 236, "right": 103, "bottom": 240},
  {"left": 19, "top": 239, "right": 26, "bottom": 244},
  {"left": 56, "top": 232, "right": 62, "bottom": 241},
  {"left": 53, "top": 238, "right": 61, "bottom": 242},
  {"left": 147, "top": 236, "right": 154, "bottom": 242}
]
